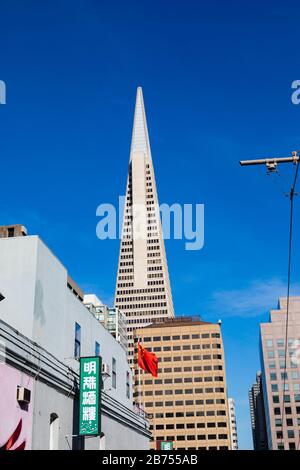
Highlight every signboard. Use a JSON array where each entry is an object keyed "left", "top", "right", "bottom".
[
  {"left": 79, "top": 356, "right": 101, "bottom": 436},
  {"left": 157, "top": 441, "right": 173, "bottom": 450}
]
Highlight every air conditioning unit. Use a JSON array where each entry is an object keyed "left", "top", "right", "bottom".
[
  {"left": 17, "top": 386, "right": 31, "bottom": 404},
  {"left": 101, "top": 363, "right": 110, "bottom": 377}
]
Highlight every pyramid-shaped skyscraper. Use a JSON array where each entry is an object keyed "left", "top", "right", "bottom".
[{"left": 115, "top": 87, "right": 174, "bottom": 365}]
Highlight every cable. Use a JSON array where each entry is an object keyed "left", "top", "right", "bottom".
[{"left": 279, "top": 158, "right": 299, "bottom": 449}]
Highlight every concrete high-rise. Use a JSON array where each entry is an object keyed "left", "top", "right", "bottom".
[
  {"left": 259, "top": 297, "right": 300, "bottom": 450},
  {"left": 249, "top": 372, "right": 269, "bottom": 450},
  {"left": 228, "top": 398, "right": 238, "bottom": 450},
  {"left": 134, "top": 317, "right": 231, "bottom": 450},
  {"left": 114, "top": 88, "right": 174, "bottom": 366}
]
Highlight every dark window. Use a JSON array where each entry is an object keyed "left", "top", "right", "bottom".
[
  {"left": 74, "top": 323, "right": 81, "bottom": 358},
  {"left": 95, "top": 341, "right": 100, "bottom": 357},
  {"left": 126, "top": 371, "right": 130, "bottom": 399},
  {"left": 112, "top": 357, "right": 116, "bottom": 388}
]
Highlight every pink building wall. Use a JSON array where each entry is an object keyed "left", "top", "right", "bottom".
[{"left": 0, "top": 363, "right": 34, "bottom": 450}]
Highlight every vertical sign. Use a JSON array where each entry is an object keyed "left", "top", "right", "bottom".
[{"left": 79, "top": 356, "right": 101, "bottom": 436}]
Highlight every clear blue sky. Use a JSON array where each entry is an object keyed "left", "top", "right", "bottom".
[{"left": 1, "top": 0, "right": 300, "bottom": 449}]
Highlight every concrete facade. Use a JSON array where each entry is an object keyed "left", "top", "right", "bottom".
[
  {"left": 0, "top": 235, "right": 150, "bottom": 450},
  {"left": 134, "top": 317, "right": 231, "bottom": 450},
  {"left": 260, "top": 297, "right": 300, "bottom": 450}
]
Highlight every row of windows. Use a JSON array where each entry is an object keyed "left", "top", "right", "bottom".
[
  {"left": 144, "top": 399, "right": 226, "bottom": 407},
  {"left": 274, "top": 417, "right": 300, "bottom": 427},
  {"left": 152, "top": 410, "right": 227, "bottom": 419},
  {"left": 149, "top": 343, "right": 221, "bottom": 352},
  {"left": 270, "top": 371, "right": 299, "bottom": 381},
  {"left": 140, "top": 375, "right": 224, "bottom": 385},
  {"left": 116, "top": 295, "right": 166, "bottom": 302},
  {"left": 116, "top": 287, "right": 165, "bottom": 295},
  {"left": 275, "top": 430, "right": 299, "bottom": 440},
  {"left": 147, "top": 259, "right": 162, "bottom": 265},
  {"left": 134, "top": 365, "right": 223, "bottom": 374},
  {"left": 154, "top": 434, "right": 228, "bottom": 441},
  {"left": 267, "top": 349, "right": 298, "bottom": 359},
  {"left": 152, "top": 422, "right": 227, "bottom": 430},
  {"left": 137, "top": 387, "right": 225, "bottom": 396},
  {"left": 272, "top": 394, "right": 300, "bottom": 403},
  {"left": 268, "top": 360, "right": 299, "bottom": 370},
  {"left": 153, "top": 354, "right": 222, "bottom": 362},
  {"left": 266, "top": 338, "right": 300, "bottom": 348},
  {"left": 271, "top": 383, "right": 300, "bottom": 392},
  {"left": 278, "top": 443, "right": 298, "bottom": 450},
  {"left": 273, "top": 406, "right": 300, "bottom": 415},
  {"left": 142, "top": 333, "right": 220, "bottom": 341},
  {"left": 118, "top": 302, "right": 167, "bottom": 310},
  {"left": 126, "top": 310, "right": 169, "bottom": 323}
]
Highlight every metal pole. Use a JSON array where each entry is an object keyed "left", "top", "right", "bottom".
[{"left": 240, "top": 152, "right": 299, "bottom": 167}]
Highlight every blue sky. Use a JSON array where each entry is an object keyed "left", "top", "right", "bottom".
[{"left": 1, "top": 0, "right": 300, "bottom": 449}]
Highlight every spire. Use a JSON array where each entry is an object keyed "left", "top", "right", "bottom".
[{"left": 130, "top": 87, "right": 152, "bottom": 158}]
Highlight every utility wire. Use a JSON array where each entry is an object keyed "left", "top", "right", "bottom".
[{"left": 279, "top": 159, "right": 299, "bottom": 449}]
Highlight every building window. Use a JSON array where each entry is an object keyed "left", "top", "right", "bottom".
[
  {"left": 112, "top": 358, "right": 116, "bottom": 389},
  {"left": 74, "top": 323, "right": 81, "bottom": 359},
  {"left": 126, "top": 371, "right": 130, "bottom": 399},
  {"left": 288, "top": 430, "right": 295, "bottom": 439},
  {"left": 95, "top": 341, "right": 100, "bottom": 356}
]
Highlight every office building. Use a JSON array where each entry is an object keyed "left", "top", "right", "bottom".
[
  {"left": 134, "top": 317, "right": 231, "bottom": 450},
  {"left": 260, "top": 297, "right": 300, "bottom": 450},
  {"left": 114, "top": 87, "right": 174, "bottom": 366},
  {"left": 249, "top": 372, "right": 269, "bottom": 450}
]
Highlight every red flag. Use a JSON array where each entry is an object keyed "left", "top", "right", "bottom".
[{"left": 138, "top": 342, "right": 158, "bottom": 377}]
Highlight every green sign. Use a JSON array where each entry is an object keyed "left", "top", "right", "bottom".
[
  {"left": 161, "top": 441, "right": 173, "bottom": 450},
  {"left": 79, "top": 356, "right": 101, "bottom": 436}
]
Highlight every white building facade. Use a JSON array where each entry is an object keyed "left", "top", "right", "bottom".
[
  {"left": 0, "top": 234, "right": 150, "bottom": 450},
  {"left": 228, "top": 398, "right": 238, "bottom": 450},
  {"left": 114, "top": 88, "right": 174, "bottom": 367}
]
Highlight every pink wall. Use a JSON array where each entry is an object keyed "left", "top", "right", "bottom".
[{"left": 0, "top": 363, "right": 34, "bottom": 450}]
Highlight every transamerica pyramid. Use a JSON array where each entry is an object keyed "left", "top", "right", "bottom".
[{"left": 114, "top": 87, "right": 174, "bottom": 366}]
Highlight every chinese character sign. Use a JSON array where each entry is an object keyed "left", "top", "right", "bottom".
[{"left": 79, "top": 357, "right": 101, "bottom": 436}]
